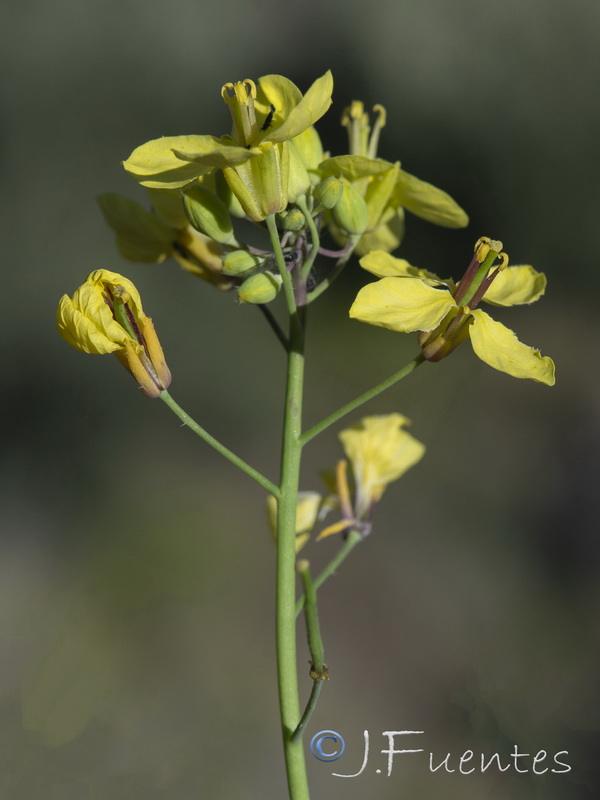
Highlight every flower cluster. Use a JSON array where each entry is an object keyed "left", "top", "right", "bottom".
[{"left": 95, "top": 72, "right": 467, "bottom": 308}]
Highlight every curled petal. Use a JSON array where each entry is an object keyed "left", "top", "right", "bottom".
[
  {"left": 57, "top": 289, "right": 124, "bottom": 354},
  {"left": 350, "top": 277, "right": 456, "bottom": 333},
  {"left": 469, "top": 310, "right": 555, "bottom": 385},
  {"left": 483, "top": 265, "right": 547, "bottom": 307}
]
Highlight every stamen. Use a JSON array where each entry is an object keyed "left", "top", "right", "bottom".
[
  {"left": 367, "top": 104, "right": 387, "bottom": 159},
  {"left": 221, "top": 79, "right": 258, "bottom": 145},
  {"left": 335, "top": 459, "right": 354, "bottom": 520},
  {"left": 466, "top": 252, "right": 508, "bottom": 309},
  {"left": 341, "top": 100, "right": 370, "bottom": 156}
]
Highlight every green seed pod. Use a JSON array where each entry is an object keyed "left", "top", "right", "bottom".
[
  {"left": 183, "top": 184, "right": 236, "bottom": 245},
  {"left": 221, "top": 249, "right": 262, "bottom": 277},
  {"left": 238, "top": 272, "right": 283, "bottom": 304},
  {"left": 279, "top": 208, "right": 306, "bottom": 232},
  {"left": 314, "top": 176, "right": 342, "bottom": 210},
  {"left": 330, "top": 179, "right": 369, "bottom": 236}
]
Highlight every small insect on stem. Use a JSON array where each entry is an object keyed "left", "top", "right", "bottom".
[{"left": 261, "top": 104, "right": 276, "bottom": 131}]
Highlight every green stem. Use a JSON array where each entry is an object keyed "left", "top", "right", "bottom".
[
  {"left": 294, "top": 562, "right": 328, "bottom": 742},
  {"left": 295, "top": 530, "right": 362, "bottom": 617},
  {"left": 266, "top": 215, "right": 297, "bottom": 318},
  {"left": 301, "top": 353, "right": 425, "bottom": 446},
  {"left": 296, "top": 197, "right": 320, "bottom": 283},
  {"left": 292, "top": 681, "right": 324, "bottom": 744},
  {"left": 297, "top": 561, "right": 326, "bottom": 672},
  {"left": 268, "top": 220, "right": 311, "bottom": 800},
  {"left": 159, "top": 390, "right": 279, "bottom": 498}
]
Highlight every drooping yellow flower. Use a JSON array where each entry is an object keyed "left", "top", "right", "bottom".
[
  {"left": 318, "top": 414, "right": 425, "bottom": 539},
  {"left": 123, "top": 72, "right": 333, "bottom": 222},
  {"left": 320, "top": 102, "right": 468, "bottom": 254},
  {"left": 350, "top": 239, "right": 555, "bottom": 385},
  {"left": 57, "top": 270, "right": 171, "bottom": 398},
  {"left": 97, "top": 190, "right": 233, "bottom": 289},
  {"left": 267, "top": 492, "right": 323, "bottom": 553}
]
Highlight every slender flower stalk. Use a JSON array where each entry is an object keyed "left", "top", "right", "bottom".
[
  {"left": 267, "top": 217, "right": 311, "bottom": 800},
  {"left": 301, "top": 353, "right": 425, "bottom": 446},
  {"left": 159, "top": 391, "right": 279, "bottom": 497}
]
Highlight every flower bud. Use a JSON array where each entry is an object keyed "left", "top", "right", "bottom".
[
  {"left": 330, "top": 179, "right": 369, "bottom": 235},
  {"left": 222, "top": 249, "right": 262, "bottom": 276},
  {"left": 57, "top": 270, "right": 171, "bottom": 398},
  {"left": 314, "top": 176, "right": 343, "bottom": 209},
  {"left": 279, "top": 208, "right": 306, "bottom": 231},
  {"left": 238, "top": 272, "right": 282, "bottom": 304},
  {"left": 182, "top": 184, "right": 236, "bottom": 245}
]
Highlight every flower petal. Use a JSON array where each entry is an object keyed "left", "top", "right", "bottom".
[
  {"left": 340, "top": 414, "right": 425, "bottom": 515},
  {"left": 469, "top": 309, "right": 555, "bottom": 385},
  {"left": 483, "top": 265, "right": 547, "bottom": 307},
  {"left": 359, "top": 250, "right": 451, "bottom": 287},
  {"left": 262, "top": 71, "right": 333, "bottom": 144},
  {"left": 319, "top": 154, "right": 391, "bottom": 181},
  {"left": 350, "top": 277, "right": 456, "bottom": 333},
  {"left": 254, "top": 75, "right": 302, "bottom": 130},
  {"left": 123, "top": 135, "right": 255, "bottom": 189},
  {"left": 394, "top": 169, "right": 469, "bottom": 228}
]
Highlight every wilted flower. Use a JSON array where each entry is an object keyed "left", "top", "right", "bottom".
[
  {"left": 318, "top": 414, "right": 425, "bottom": 539},
  {"left": 97, "top": 190, "right": 232, "bottom": 289},
  {"left": 57, "top": 269, "right": 171, "bottom": 398}
]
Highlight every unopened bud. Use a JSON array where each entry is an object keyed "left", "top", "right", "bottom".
[
  {"left": 238, "top": 272, "right": 282, "bottom": 304},
  {"left": 279, "top": 208, "right": 306, "bottom": 231},
  {"left": 222, "top": 249, "right": 262, "bottom": 277},
  {"left": 330, "top": 179, "right": 369, "bottom": 235},
  {"left": 183, "top": 184, "right": 236, "bottom": 245},
  {"left": 314, "top": 176, "right": 343, "bottom": 209}
]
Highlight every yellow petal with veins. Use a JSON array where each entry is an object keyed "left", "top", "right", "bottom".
[
  {"left": 350, "top": 276, "right": 455, "bottom": 332},
  {"left": 483, "top": 265, "right": 547, "bottom": 307},
  {"left": 469, "top": 309, "right": 555, "bottom": 385},
  {"left": 263, "top": 71, "right": 333, "bottom": 145}
]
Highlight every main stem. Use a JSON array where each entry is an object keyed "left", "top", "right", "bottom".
[{"left": 277, "top": 308, "right": 310, "bottom": 800}]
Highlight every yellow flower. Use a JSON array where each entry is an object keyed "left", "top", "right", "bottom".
[
  {"left": 267, "top": 492, "right": 323, "bottom": 553},
  {"left": 320, "top": 102, "right": 468, "bottom": 254},
  {"left": 318, "top": 414, "right": 425, "bottom": 539},
  {"left": 122, "top": 72, "right": 333, "bottom": 221},
  {"left": 57, "top": 270, "right": 171, "bottom": 398},
  {"left": 350, "top": 239, "right": 555, "bottom": 385},
  {"left": 97, "top": 190, "right": 232, "bottom": 290}
]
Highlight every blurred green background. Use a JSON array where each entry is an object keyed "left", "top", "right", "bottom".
[{"left": 2, "top": 0, "right": 599, "bottom": 798}]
